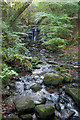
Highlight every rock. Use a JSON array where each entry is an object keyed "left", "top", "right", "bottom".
[
  {"left": 35, "top": 65, "right": 40, "bottom": 69},
  {"left": 43, "top": 73, "right": 63, "bottom": 86},
  {"left": 14, "top": 96, "right": 35, "bottom": 114},
  {"left": 9, "top": 83, "right": 16, "bottom": 90},
  {"left": 65, "top": 87, "right": 80, "bottom": 107},
  {"left": 2, "top": 89, "right": 10, "bottom": 99},
  {"left": 55, "top": 103, "right": 61, "bottom": 112},
  {"left": 31, "top": 84, "right": 42, "bottom": 92},
  {"left": 35, "top": 104, "right": 55, "bottom": 120},
  {"left": 6, "top": 114, "right": 20, "bottom": 120},
  {"left": 47, "top": 61, "right": 58, "bottom": 64},
  {"left": 71, "top": 117, "right": 80, "bottom": 120},
  {"left": 31, "top": 57, "right": 37, "bottom": 63},
  {"left": 61, "top": 109, "right": 75, "bottom": 119},
  {"left": 20, "top": 114, "right": 32, "bottom": 120},
  {"left": 36, "top": 61, "right": 43, "bottom": 65},
  {"left": 61, "top": 73, "right": 73, "bottom": 83}
]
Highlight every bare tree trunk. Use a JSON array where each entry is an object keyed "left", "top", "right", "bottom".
[{"left": 9, "top": 0, "right": 32, "bottom": 27}]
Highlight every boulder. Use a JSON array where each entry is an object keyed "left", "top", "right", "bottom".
[
  {"left": 31, "top": 84, "right": 42, "bottom": 92},
  {"left": 14, "top": 96, "right": 35, "bottom": 114},
  {"left": 20, "top": 114, "right": 32, "bottom": 120},
  {"left": 43, "top": 73, "right": 63, "bottom": 86},
  {"left": 65, "top": 87, "right": 80, "bottom": 107},
  {"left": 35, "top": 104, "right": 55, "bottom": 120}
]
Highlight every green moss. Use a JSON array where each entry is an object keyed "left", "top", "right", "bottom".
[
  {"left": 35, "top": 65, "right": 40, "bottom": 69},
  {"left": 43, "top": 73, "right": 63, "bottom": 86},
  {"left": 31, "top": 84, "right": 42, "bottom": 92},
  {"left": 31, "top": 57, "right": 37, "bottom": 63},
  {"left": 35, "top": 104, "right": 55, "bottom": 119},
  {"left": 61, "top": 74, "right": 73, "bottom": 83},
  {"left": 21, "top": 114, "right": 32, "bottom": 120},
  {"left": 65, "top": 87, "right": 80, "bottom": 107},
  {"left": 36, "top": 61, "right": 43, "bottom": 65}
]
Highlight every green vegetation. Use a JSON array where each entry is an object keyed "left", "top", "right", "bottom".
[
  {"left": 34, "top": 2, "right": 78, "bottom": 51},
  {"left": 1, "top": 1, "right": 78, "bottom": 85}
]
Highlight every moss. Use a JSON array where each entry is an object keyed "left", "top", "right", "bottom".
[
  {"left": 43, "top": 73, "right": 63, "bottom": 86},
  {"left": 6, "top": 54, "right": 33, "bottom": 72},
  {"left": 35, "top": 65, "right": 40, "bottom": 69},
  {"left": 31, "top": 57, "right": 37, "bottom": 63},
  {"left": 65, "top": 87, "right": 80, "bottom": 107},
  {"left": 36, "top": 61, "right": 43, "bottom": 65},
  {"left": 61, "top": 74, "right": 73, "bottom": 83},
  {"left": 35, "top": 104, "right": 55, "bottom": 119},
  {"left": 20, "top": 114, "right": 32, "bottom": 120},
  {"left": 14, "top": 96, "right": 35, "bottom": 114},
  {"left": 31, "top": 84, "right": 42, "bottom": 92},
  {"left": 60, "top": 69, "right": 68, "bottom": 73}
]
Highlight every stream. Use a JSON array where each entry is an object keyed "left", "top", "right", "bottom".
[
  {"left": 3, "top": 42, "right": 80, "bottom": 120},
  {"left": 14, "top": 42, "right": 80, "bottom": 120}
]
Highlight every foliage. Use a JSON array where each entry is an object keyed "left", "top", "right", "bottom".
[
  {"left": 1, "top": 63, "right": 18, "bottom": 85},
  {"left": 6, "top": 54, "right": 33, "bottom": 73},
  {"left": 34, "top": 2, "right": 78, "bottom": 51}
]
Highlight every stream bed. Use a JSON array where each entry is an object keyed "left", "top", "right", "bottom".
[{"left": 2, "top": 43, "right": 80, "bottom": 120}]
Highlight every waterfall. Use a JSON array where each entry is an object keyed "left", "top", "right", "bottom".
[{"left": 33, "top": 28, "right": 37, "bottom": 41}]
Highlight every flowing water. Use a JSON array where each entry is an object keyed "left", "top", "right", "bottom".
[{"left": 13, "top": 42, "right": 80, "bottom": 120}]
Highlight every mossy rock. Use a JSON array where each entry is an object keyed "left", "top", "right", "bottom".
[
  {"left": 31, "top": 57, "right": 37, "bottom": 63},
  {"left": 6, "top": 114, "right": 20, "bottom": 120},
  {"left": 20, "top": 114, "right": 32, "bottom": 120},
  {"left": 65, "top": 87, "right": 80, "bottom": 107},
  {"left": 60, "top": 69, "right": 69, "bottom": 73},
  {"left": 35, "top": 65, "right": 40, "bottom": 69},
  {"left": 43, "top": 73, "right": 64, "bottom": 86},
  {"left": 31, "top": 84, "right": 42, "bottom": 92},
  {"left": 36, "top": 61, "right": 43, "bottom": 65},
  {"left": 61, "top": 74, "right": 73, "bottom": 83},
  {"left": 2, "top": 89, "right": 10, "bottom": 99},
  {"left": 35, "top": 104, "right": 55, "bottom": 120},
  {"left": 14, "top": 96, "right": 35, "bottom": 114}
]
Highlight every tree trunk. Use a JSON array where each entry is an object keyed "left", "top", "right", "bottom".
[{"left": 9, "top": 0, "right": 32, "bottom": 27}]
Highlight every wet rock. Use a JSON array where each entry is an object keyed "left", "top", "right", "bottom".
[
  {"left": 71, "top": 117, "right": 80, "bottom": 120},
  {"left": 20, "top": 114, "right": 32, "bottom": 120},
  {"left": 43, "top": 73, "right": 63, "bottom": 86},
  {"left": 61, "top": 109, "right": 75, "bottom": 119},
  {"left": 14, "top": 96, "right": 35, "bottom": 114},
  {"left": 65, "top": 87, "right": 80, "bottom": 107},
  {"left": 31, "top": 84, "right": 42, "bottom": 92},
  {"left": 55, "top": 103, "right": 61, "bottom": 112},
  {"left": 35, "top": 104, "right": 55, "bottom": 120},
  {"left": 6, "top": 114, "right": 20, "bottom": 120}
]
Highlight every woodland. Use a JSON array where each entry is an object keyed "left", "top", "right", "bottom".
[{"left": 0, "top": 1, "right": 80, "bottom": 120}]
